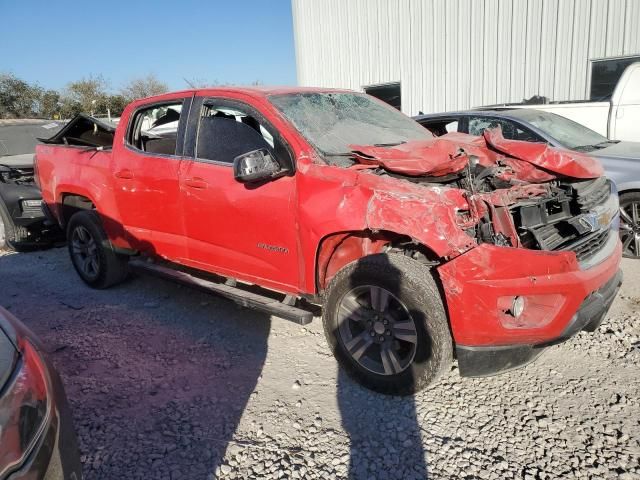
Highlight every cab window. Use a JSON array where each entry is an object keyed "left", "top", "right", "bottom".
[
  {"left": 128, "top": 102, "right": 183, "bottom": 155},
  {"left": 195, "top": 103, "right": 276, "bottom": 164}
]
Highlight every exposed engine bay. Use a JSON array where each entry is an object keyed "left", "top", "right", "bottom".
[
  {"left": 346, "top": 128, "right": 616, "bottom": 264},
  {"left": 0, "top": 164, "right": 35, "bottom": 185}
]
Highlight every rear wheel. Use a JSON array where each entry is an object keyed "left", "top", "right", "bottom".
[
  {"left": 619, "top": 192, "right": 640, "bottom": 259},
  {"left": 67, "top": 210, "right": 129, "bottom": 288},
  {"left": 322, "top": 253, "right": 453, "bottom": 395}
]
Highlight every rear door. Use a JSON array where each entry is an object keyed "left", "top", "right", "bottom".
[
  {"left": 179, "top": 96, "right": 299, "bottom": 291},
  {"left": 111, "top": 95, "right": 192, "bottom": 259}
]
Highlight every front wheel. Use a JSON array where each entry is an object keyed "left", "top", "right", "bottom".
[
  {"left": 619, "top": 192, "right": 640, "bottom": 259},
  {"left": 67, "top": 210, "right": 129, "bottom": 289},
  {"left": 322, "top": 253, "right": 453, "bottom": 395}
]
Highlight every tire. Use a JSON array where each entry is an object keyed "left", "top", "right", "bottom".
[
  {"left": 322, "top": 253, "right": 453, "bottom": 395},
  {"left": 66, "top": 210, "right": 129, "bottom": 289},
  {"left": 0, "top": 201, "right": 30, "bottom": 251},
  {"left": 619, "top": 191, "right": 640, "bottom": 259}
]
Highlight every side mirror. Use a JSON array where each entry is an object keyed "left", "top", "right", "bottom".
[{"left": 233, "top": 149, "right": 282, "bottom": 183}]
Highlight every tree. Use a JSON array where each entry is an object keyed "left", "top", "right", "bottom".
[
  {"left": 64, "top": 74, "right": 109, "bottom": 114},
  {"left": 39, "top": 89, "right": 61, "bottom": 119},
  {"left": 120, "top": 74, "right": 168, "bottom": 101},
  {"left": 59, "top": 99, "right": 83, "bottom": 119},
  {"left": 105, "top": 94, "right": 129, "bottom": 116},
  {"left": 0, "top": 73, "right": 42, "bottom": 118}
]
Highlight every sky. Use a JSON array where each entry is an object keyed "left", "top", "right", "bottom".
[{"left": 0, "top": 0, "right": 297, "bottom": 92}]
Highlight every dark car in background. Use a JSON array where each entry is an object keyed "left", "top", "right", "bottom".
[
  {"left": 0, "top": 120, "right": 64, "bottom": 250},
  {"left": 414, "top": 109, "right": 640, "bottom": 258},
  {"left": 0, "top": 306, "right": 82, "bottom": 479}
]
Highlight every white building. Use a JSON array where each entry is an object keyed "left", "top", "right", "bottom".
[{"left": 291, "top": 0, "right": 640, "bottom": 115}]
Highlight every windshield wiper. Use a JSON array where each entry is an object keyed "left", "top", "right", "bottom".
[
  {"left": 373, "top": 141, "right": 406, "bottom": 147},
  {"left": 595, "top": 140, "right": 621, "bottom": 147},
  {"left": 574, "top": 140, "right": 620, "bottom": 152}
]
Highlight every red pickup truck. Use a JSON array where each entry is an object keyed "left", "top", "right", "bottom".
[{"left": 35, "top": 88, "right": 622, "bottom": 394}]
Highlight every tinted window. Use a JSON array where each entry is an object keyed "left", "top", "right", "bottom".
[
  {"left": 364, "top": 83, "right": 401, "bottom": 110},
  {"left": 590, "top": 56, "right": 640, "bottom": 101},
  {"left": 196, "top": 104, "right": 275, "bottom": 164},
  {"left": 468, "top": 117, "right": 540, "bottom": 142},
  {"left": 420, "top": 119, "right": 459, "bottom": 136},
  {"left": 128, "top": 102, "right": 183, "bottom": 155}
]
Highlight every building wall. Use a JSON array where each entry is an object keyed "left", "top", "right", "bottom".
[{"left": 292, "top": 0, "right": 640, "bottom": 114}]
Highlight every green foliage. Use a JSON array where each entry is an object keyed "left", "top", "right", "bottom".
[
  {"left": 120, "top": 74, "right": 169, "bottom": 102},
  {"left": 0, "top": 73, "right": 43, "bottom": 118},
  {"left": 64, "top": 74, "right": 110, "bottom": 115},
  {"left": 0, "top": 72, "right": 169, "bottom": 119},
  {"left": 39, "top": 89, "right": 61, "bottom": 118}
]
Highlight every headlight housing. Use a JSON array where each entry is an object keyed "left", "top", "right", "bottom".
[{"left": 0, "top": 340, "right": 51, "bottom": 477}]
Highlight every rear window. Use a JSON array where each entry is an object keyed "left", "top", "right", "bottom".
[{"left": 590, "top": 56, "right": 640, "bottom": 101}]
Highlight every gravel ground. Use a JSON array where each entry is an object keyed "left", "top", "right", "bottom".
[{"left": 0, "top": 247, "right": 639, "bottom": 480}]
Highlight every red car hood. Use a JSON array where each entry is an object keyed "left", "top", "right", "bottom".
[{"left": 349, "top": 129, "right": 603, "bottom": 181}]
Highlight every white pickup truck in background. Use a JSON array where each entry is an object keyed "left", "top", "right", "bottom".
[{"left": 490, "top": 62, "right": 640, "bottom": 142}]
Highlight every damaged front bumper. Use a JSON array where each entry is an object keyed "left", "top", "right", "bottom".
[
  {"left": 455, "top": 268, "right": 622, "bottom": 377},
  {"left": 438, "top": 229, "right": 623, "bottom": 377}
]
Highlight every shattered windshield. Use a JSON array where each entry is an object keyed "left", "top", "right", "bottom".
[{"left": 269, "top": 92, "right": 432, "bottom": 157}]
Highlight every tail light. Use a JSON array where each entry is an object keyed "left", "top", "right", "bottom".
[{"left": 0, "top": 340, "right": 50, "bottom": 477}]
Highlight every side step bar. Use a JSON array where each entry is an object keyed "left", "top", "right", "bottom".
[{"left": 129, "top": 260, "right": 314, "bottom": 325}]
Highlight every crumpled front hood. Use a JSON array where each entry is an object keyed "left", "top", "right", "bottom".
[
  {"left": 349, "top": 137, "right": 473, "bottom": 177},
  {"left": 482, "top": 128, "right": 604, "bottom": 179},
  {"left": 349, "top": 129, "right": 604, "bottom": 181}
]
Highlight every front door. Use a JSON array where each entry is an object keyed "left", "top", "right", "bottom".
[
  {"left": 179, "top": 97, "right": 299, "bottom": 292},
  {"left": 111, "top": 96, "right": 192, "bottom": 259}
]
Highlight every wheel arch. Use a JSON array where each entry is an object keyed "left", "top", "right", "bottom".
[
  {"left": 618, "top": 186, "right": 640, "bottom": 196},
  {"left": 59, "top": 193, "right": 96, "bottom": 228},
  {"left": 315, "top": 230, "right": 441, "bottom": 293}
]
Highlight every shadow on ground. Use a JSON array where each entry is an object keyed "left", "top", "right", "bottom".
[
  {"left": 335, "top": 254, "right": 431, "bottom": 480},
  {"left": 0, "top": 248, "right": 270, "bottom": 479},
  {"left": 1, "top": 247, "right": 436, "bottom": 479}
]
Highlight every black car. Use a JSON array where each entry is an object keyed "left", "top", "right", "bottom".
[
  {"left": 0, "top": 306, "right": 82, "bottom": 479},
  {"left": 0, "top": 121, "right": 64, "bottom": 250}
]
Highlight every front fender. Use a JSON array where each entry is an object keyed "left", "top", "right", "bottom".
[
  {"left": 298, "top": 163, "right": 477, "bottom": 293},
  {"left": 364, "top": 188, "right": 476, "bottom": 259}
]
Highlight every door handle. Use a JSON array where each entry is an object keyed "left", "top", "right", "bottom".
[
  {"left": 184, "top": 177, "right": 208, "bottom": 189},
  {"left": 115, "top": 169, "right": 133, "bottom": 179}
]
